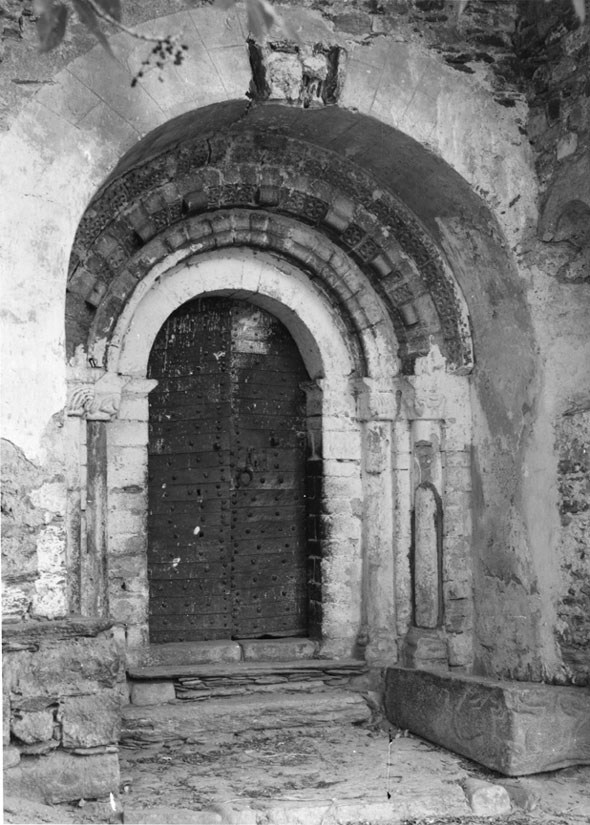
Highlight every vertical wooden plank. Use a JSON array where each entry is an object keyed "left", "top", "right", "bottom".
[
  {"left": 147, "top": 297, "right": 233, "bottom": 642},
  {"left": 230, "top": 301, "right": 309, "bottom": 638}
]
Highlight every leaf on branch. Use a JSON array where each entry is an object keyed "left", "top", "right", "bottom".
[
  {"left": 72, "top": 0, "right": 114, "bottom": 57},
  {"left": 246, "top": 0, "right": 283, "bottom": 40},
  {"left": 94, "top": 0, "right": 122, "bottom": 22},
  {"left": 34, "top": 0, "right": 68, "bottom": 52}
]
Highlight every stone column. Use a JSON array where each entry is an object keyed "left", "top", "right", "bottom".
[
  {"left": 402, "top": 344, "right": 449, "bottom": 670},
  {"left": 66, "top": 363, "right": 133, "bottom": 619},
  {"left": 355, "top": 378, "right": 399, "bottom": 665},
  {"left": 64, "top": 413, "right": 85, "bottom": 614},
  {"left": 392, "top": 414, "right": 413, "bottom": 637},
  {"left": 412, "top": 419, "right": 443, "bottom": 629}
]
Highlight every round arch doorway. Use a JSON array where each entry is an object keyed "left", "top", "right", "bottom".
[{"left": 147, "top": 295, "right": 311, "bottom": 644}]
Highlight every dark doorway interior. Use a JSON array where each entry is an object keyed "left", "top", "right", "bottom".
[{"left": 147, "top": 296, "right": 310, "bottom": 643}]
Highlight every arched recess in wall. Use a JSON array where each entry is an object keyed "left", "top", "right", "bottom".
[
  {"left": 0, "top": 2, "right": 538, "bottom": 670},
  {"left": 64, "top": 104, "right": 484, "bottom": 667}
]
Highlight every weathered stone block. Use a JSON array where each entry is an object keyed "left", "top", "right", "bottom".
[
  {"left": 2, "top": 582, "right": 35, "bottom": 620},
  {"left": 444, "top": 598, "right": 473, "bottom": 633},
  {"left": 4, "top": 750, "right": 120, "bottom": 804},
  {"left": 108, "top": 592, "right": 148, "bottom": 625},
  {"left": 462, "top": 778, "right": 511, "bottom": 816},
  {"left": 414, "top": 485, "right": 441, "bottom": 629},
  {"left": 445, "top": 464, "right": 472, "bottom": 492},
  {"left": 108, "top": 420, "right": 148, "bottom": 447},
  {"left": 385, "top": 666, "right": 590, "bottom": 775},
  {"left": 322, "top": 459, "right": 361, "bottom": 478},
  {"left": 130, "top": 680, "right": 176, "bottom": 706},
  {"left": 108, "top": 446, "right": 147, "bottom": 487},
  {"left": 3, "top": 684, "right": 11, "bottom": 746},
  {"left": 141, "top": 640, "right": 242, "bottom": 667},
  {"left": 497, "top": 778, "right": 539, "bottom": 812},
  {"left": 3, "top": 745, "right": 21, "bottom": 768},
  {"left": 124, "top": 806, "right": 223, "bottom": 824},
  {"left": 61, "top": 693, "right": 121, "bottom": 748},
  {"left": 322, "top": 430, "right": 362, "bottom": 461},
  {"left": 443, "top": 502, "right": 472, "bottom": 538},
  {"left": 3, "top": 632, "right": 123, "bottom": 698},
  {"left": 240, "top": 638, "right": 318, "bottom": 661},
  {"left": 447, "top": 632, "right": 473, "bottom": 667},
  {"left": 11, "top": 708, "right": 55, "bottom": 744},
  {"left": 401, "top": 627, "right": 448, "bottom": 670}
]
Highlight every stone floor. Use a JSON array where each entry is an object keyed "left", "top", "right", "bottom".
[{"left": 5, "top": 686, "right": 590, "bottom": 825}]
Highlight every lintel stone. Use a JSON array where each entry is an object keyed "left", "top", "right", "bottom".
[{"left": 384, "top": 666, "right": 590, "bottom": 776}]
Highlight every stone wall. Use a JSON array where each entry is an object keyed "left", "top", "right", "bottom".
[
  {"left": 0, "top": 0, "right": 588, "bottom": 690},
  {"left": 1, "top": 429, "right": 68, "bottom": 621},
  {"left": 514, "top": 0, "right": 590, "bottom": 685},
  {"left": 2, "top": 619, "right": 124, "bottom": 804}
]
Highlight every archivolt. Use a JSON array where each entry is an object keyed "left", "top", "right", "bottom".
[
  {"left": 89, "top": 211, "right": 402, "bottom": 382},
  {"left": 109, "top": 248, "right": 359, "bottom": 385},
  {"left": 66, "top": 130, "right": 473, "bottom": 375}
]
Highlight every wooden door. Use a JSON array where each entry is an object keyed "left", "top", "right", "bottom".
[{"left": 147, "top": 297, "right": 309, "bottom": 643}]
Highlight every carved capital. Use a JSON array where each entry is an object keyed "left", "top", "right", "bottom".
[
  {"left": 405, "top": 342, "right": 448, "bottom": 420},
  {"left": 67, "top": 373, "right": 130, "bottom": 421},
  {"left": 354, "top": 378, "right": 400, "bottom": 422}
]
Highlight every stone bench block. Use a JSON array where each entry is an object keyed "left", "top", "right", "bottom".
[
  {"left": 130, "top": 680, "right": 176, "bottom": 706},
  {"left": 385, "top": 666, "right": 590, "bottom": 776},
  {"left": 3, "top": 751, "right": 119, "bottom": 804}
]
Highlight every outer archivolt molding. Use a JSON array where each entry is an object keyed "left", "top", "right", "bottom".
[
  {"left": 89, "top": 211, "right": 395, "bottom": 380},
  {"left": 67, "top": 131, "right": 473, "bottom": 373}
]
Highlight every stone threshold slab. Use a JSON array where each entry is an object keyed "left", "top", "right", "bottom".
[
  {"left": 135, "top": 637, "right": 319, "bottom": 668},
  {"left": 385, "top": 666, "right": 590, "bottom": 776},
  {"left": 128, "top": 658, "right": 367, "bottom": 681}
]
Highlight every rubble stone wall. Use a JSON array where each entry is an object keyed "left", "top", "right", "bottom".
[{"left": 2, "top": 619, "right": 124, "bottom": 804}]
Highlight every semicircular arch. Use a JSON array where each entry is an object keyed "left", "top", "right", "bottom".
[{"left": 110, "top": 248, "right": 360, "bottom": 385}]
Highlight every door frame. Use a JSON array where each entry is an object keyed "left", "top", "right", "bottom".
[{"left": 66, "top": 248, "right": 473, "bottom": 668}]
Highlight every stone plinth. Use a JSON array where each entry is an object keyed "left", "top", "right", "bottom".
[
  {"left": 385, "top": 666, "right": 590, "bottom": 776},
  {"left": 402, "top": 627, "right": 448, "bottom": 670}
]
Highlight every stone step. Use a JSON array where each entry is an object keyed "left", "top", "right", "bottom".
[
  {"left": 128, "top": 657, "right": 367, "bottom": 680},
  {"left": 127, "top": 658, "right": 369, "bottom": 705},
  {"left": 121, "top": 689, "right": 372, "bottom": 748}
]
